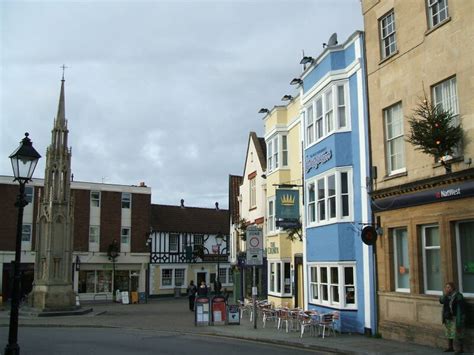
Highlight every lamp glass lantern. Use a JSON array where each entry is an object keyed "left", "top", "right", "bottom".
[{"left": 9, "top": 133, "right": 41, "bottom": 183}]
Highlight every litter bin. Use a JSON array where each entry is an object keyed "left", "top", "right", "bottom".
[
  {"left": 174, "top": 287, "right": 181, "bottom": 298},
  {"left": 211, "top": 295, "right": 226, "bottom": 325}
]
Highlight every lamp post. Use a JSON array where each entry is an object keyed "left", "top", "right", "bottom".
[
  {"left": 5, "top": 133, "right": 41, "bottom": 355},
  {"left": 107, "top": 240, "right": 119, "bottom": 301},
  {"left": 215, "top": 232, "right": 224, "bottom": 295}
]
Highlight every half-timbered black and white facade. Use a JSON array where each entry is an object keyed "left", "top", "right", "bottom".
[{"left": 149, "top": 200, "right": 231, "bottom": 297}]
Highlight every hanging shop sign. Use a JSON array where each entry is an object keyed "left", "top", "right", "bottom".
[{"left": 275, "top": 188, "right": 300, "bottom": 229}]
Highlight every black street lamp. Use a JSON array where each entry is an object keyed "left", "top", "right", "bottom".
[
  {"left": 5, "top": 133, "right": 41, "bottom": 355},
  {"left": 214, "top": 232, "right": 224, "bottom": 295},
  {"left": 107, "top": 240, "right": 119, "bottom": 300}
]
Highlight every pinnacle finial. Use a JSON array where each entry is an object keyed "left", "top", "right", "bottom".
[{"left": 60, "top": 64, "right": 68, "bottom": 81}]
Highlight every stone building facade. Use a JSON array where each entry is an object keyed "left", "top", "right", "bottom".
[{"left": 362, "top": 0, "right": 473, "bottom": 349}]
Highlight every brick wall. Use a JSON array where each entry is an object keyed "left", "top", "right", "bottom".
[
  {"left": 100, "top": 191, "right": 121, "bottom": 252},
  {"left": 131, "top": 193, "right": 151, "bottom": 253},
  {"left": 0, "top": 184, "right": 20, "bottom": 250},
  {"left": 72, "top": 189, "right": 90, "bottom": 251}
]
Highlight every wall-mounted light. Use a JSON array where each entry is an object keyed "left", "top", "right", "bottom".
[
  {"left": 290, "top": 78, "right": 303, "bottom": 85},
  {"left": 281, "top": 95, "right": 293, "bottom": 101},
  {"left": 299, "top": 56, "right": 314, "bottom": 65}
]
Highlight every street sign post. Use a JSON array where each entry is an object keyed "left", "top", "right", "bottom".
[
  {"left": 245, "top": 226, "right": 263, "bottom": 329},
  {"left": 246, "top": 227, "right": 263, "bottom": 266}
]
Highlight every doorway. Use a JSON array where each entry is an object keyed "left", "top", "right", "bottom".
[{"left": 196, "top": 272, "right": 207, "bottom": 286}]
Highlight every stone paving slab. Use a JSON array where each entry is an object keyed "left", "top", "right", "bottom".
[{"left": 0, "top": 298, "right": 447, "bottom": 354}]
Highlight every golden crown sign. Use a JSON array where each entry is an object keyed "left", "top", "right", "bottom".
[{"left": 280, "top": 194, "right": 295, "bottom": 206}]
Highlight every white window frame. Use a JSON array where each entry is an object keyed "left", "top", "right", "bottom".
[
  {"left": 393, "top": 227, "right": 410, "bottom": 292},
  {"left": 89, "top": 225, "right": 100, "bottom": 252},
  {"left": 25, "top": 186, "right": 34, "bottom": 203},
  {"left": 308, "top": 262, "right": 357, "bottom": 310},
  {"left": 421, "top": 224, "right": 442, "bottom": 295},
  {"left": 306, "top": 167, "right": 353, "bottom": 227},
  {"left": 268, "top": 260, "right": 292, "bottom": 297},
  {"left": 121, "top": 192, "right": 131, "bottom": 209},
  {"left": 432, "top": 77, "right": 460, "bottom": 156},
  {"left": 379, "top": 10, "right": 397, "bottom": 59},
  {"left": 160, "top": 267, "right": 187, "bottom": 289},
  {"left": 91, "top": 191, "right": 101, "bottom": 207},
  {"left": 169, "top": 233, "right": 179, "bottom": 253},
  {"left": 427, "top": 0, "right": 448, "bottom": 28},
  {"left": 455, "top": 220, "right": 474, "bottom": 297},
  {"left": 217, "top": 267, "right": 233, "bottom": 286},
  {"left": 193, "top": 234, "right": 204, "bottom": 252},
  {"left": 21, "top": 224, "right": 32, "bottom": 243},
  {"left": 267, "top": 198, "right": 275, "bottom": 233},
  {"left": 121, "top": 227, "right": 131, "bottom": 252},
  {"left": 249, "top": 177, "right": 256, "bottom": 209},
  {"left": 305, "top": 81, "right": 350, "bottom": 148},
  {"left": 267, "top": 134, "right": 288, "bottom": 173},
  {"left": 384, "top": 102, "right": 405, "bottom": 175}
]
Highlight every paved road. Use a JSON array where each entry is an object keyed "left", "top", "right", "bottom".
[
  {"left": 0, "top": 327, "right": 327, "bottom": 355},
  {"left": 0, "top": 298, "right": 446, "bottom": 354}
]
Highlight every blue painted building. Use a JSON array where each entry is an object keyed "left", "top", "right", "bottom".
[{"left": 300, "top": 31, "right": 376, "bottom": 334}]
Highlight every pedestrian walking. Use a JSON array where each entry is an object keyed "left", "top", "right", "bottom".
[
  {"left": 439, "top": 282, "right": 466, "bottom": 353},
  {"left": 187, "top": 280, "right": 197, "bottom": 311}
]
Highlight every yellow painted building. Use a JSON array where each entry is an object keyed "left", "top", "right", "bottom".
[{"left": 263, "top": 96, "right": 304, "bottom": 308}]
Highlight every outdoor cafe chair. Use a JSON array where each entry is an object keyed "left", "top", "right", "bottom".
[
  {"left": 299, "top": 312, "right": 317, "bottom": 338},
  {"left": 318, "top": 311, "right": 339, "bottom": 338},
  {"left": 276, "top": 308, "right": 291, "bottom": 332},
  {"left": 262, "top": 307, "right": 277, "bottom": 328}
]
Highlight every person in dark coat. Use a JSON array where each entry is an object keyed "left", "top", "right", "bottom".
[
  {"left": 186, "top": 280, "right": 197, "bottom": 311},
  {"left": 439, "top": 282, "right": 466, "bottom": 353},
  {"left": 197, "top": 280, "right": 208, "bottom": 296}
]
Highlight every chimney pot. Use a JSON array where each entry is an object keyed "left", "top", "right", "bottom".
[{"left": 180, "top": 199, "right": 185, "bottom": 208}]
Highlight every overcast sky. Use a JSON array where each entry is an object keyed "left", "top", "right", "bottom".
[{"left": 1, "top": 0, "right": 363, "bottom": 209}]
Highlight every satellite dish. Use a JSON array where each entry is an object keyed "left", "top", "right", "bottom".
[{"left": 327, "top": 33, "right": 338, "bottom": 46}]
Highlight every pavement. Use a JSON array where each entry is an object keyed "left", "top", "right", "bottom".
[{"left": 0, "top": 297, "right": 449, "bottom": 354}]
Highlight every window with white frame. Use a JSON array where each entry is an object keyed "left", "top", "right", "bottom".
[
  {"left": 427, "top": 0, "right": 448, "bottom": 28},
  {"left": 249, "top": 177, "right": 256, "bottom": 209},
  {"left": 456, "top": 221, "right": 474, "bottom": 296},
  {"left": 25, "top": 186, "right": 33, "bottom": 203},
  {"left": 308, "top": 263, "right": 356, "bottom": 309},
  {"left": 393, "top": 228, "right": 410, "bottom": 292},
  {"left": 121, "top": 228, "right": 130, "bottom": 245},
  {"left": 422, "top": 225, "right": 442, "bottom": 294},
  {"left": 282, "top": 135, "right": 288, "bottom": 166},
  {"left": 91, "top": 191, "right": 101, "bottom": 207},
  {"left": 308, "top": 183, "right": 316, "bottom": 223},
  {"left": 89, "top": 225, "right": 100, "bottom": 245},
  {"left": 161, "top": 268, "right": 186, "bottom": 288},
  {"left": 384, "top": 102, "right": 405, "bottom": 174},
  {"left": 267, "top": 134, "right": 288, "bottom": 173},
  {"left": 169, "top": 233, "right": 179, "bottom": 253},
  {"left": 121, "top": 192, "right": 131, "bottom": 209},
  {"left": 267, "top": 198, "right": 275, "bottom": 233},
  {"left": 325, "top": 89, "right": 334, "bottom": 134},
  {"left": 432, "top": 77, "right": 460, "bottom": 156},
  {"left": 21, "top": 224, "right": 32, "bottom": 242},
  {"left": 305, "top": 82, "right": 349, "bottom": 147},
  {"left": 379, "top": 10, "right": 397, "bottom": 59},
  {"left": 268, "top": 261, "right": 291, "bottom": 296},
  {"left": 316, "top": 97, "right": 324, "bottom": 140},
  {"left": 193, "top": 234, "right": 203, "bottom": 252},
  {"left": 306, "top": 104, "right": 315, "bottom": 145},
  {"left": 306, "top": 168, "right": 352, "bottom": 226}
]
